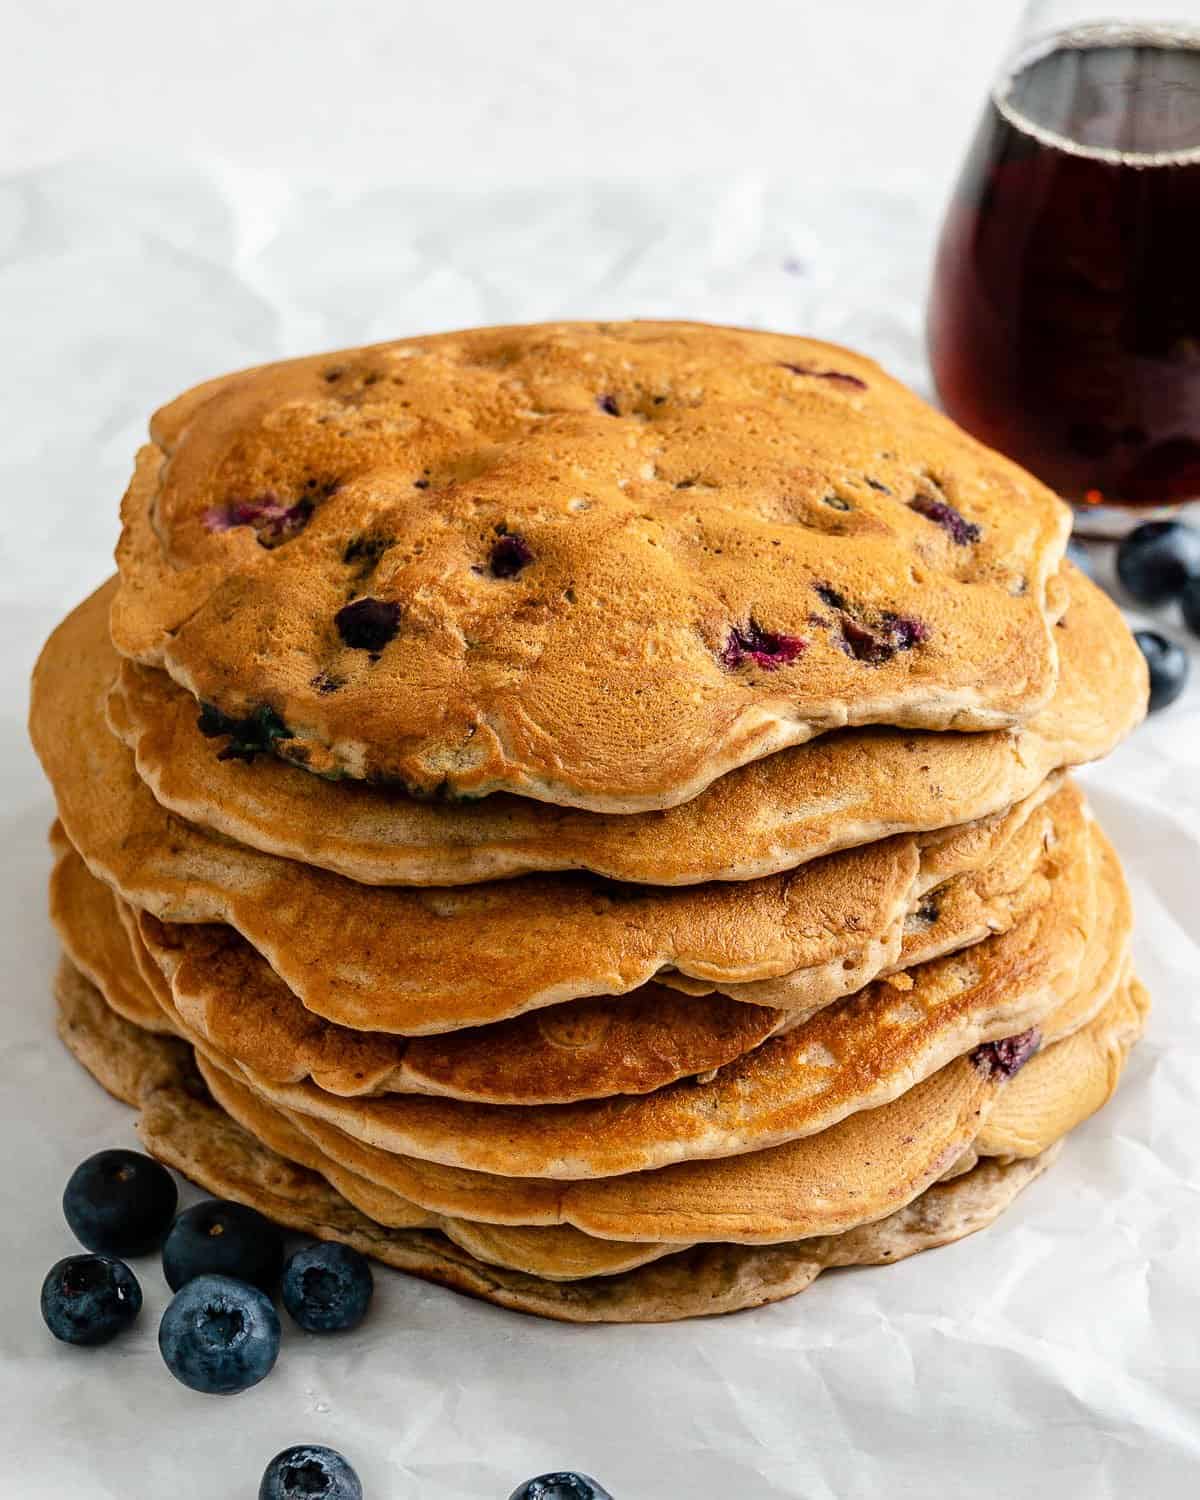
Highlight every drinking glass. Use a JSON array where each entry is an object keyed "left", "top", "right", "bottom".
[{"left": 927, "top": 1, "right": 1200, "bottom": 536}]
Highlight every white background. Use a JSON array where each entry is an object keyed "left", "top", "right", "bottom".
[{"left": 3, "top": 3, "right": 1199, "bottom": 1497}]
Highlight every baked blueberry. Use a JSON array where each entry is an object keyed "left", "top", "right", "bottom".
[
  {"left": 62, "top": 1149, "right": 178, "bottom": 1256},
  {"left": 489, "top": 531, "right": 534, "bottom": 578},
  {"left": 1134, "top": 630, "right": 1191, "bottom": 712},
  {"left": 971, "top": 1027, "right": 1040, "bottom": 1080},
  {"left": 159, "top": 1274, "right": 280, "bottom": 1395},
  {"left": 1180, "top": 577, "right": 1200, "bottom": 638},
  {"left": 720, "top": 619, "right": 805, "bottom": 670},
  {"left": 282, "top": 1243, "right": 373, "bottom": 1333},
  {"left": 334, "top": 597, "right": 402, "bottom": 652},
  {"left": 162, "top": 1200, "right": 285, "bottom": 1293},
  {"left": 41, "top": 1254, "right": 142, "bottom": 1346},
  {"left": 1116, "top": 520, "right": 1200, "bottom": 605},
  {"left": 259, "top": 1445, "right": 363, "bottom": 1500},
  {"left": 508, "top": 1476, "right": 613, "bottom": 1500},
  {"left": 908, "top": 494, "right": 982, "bottom": 545}
]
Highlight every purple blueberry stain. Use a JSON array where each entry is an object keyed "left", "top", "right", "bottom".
[
  {"left": 720, "top": 619, "right": 806, "bottom": 671},
  {"left": 489, "top": 531, "right": 534, "bottom": 579},
  {"left": 779, "top": 363, "right": 868, "bottom": 391},
  {"left": 812, "top": 584, "right": 928, "bottom": 664},
  {"left": 971, "top": 1028, "right": 1041, "bottom": 1080},
  {"left": 203, "top": 496, "right": 314, "bottom": 548},
  {"left": 597, "top": 394, "right": 621, "bottom": 417},
  {"left": 908, "top": 494, "right": 982, "bottom": 546},
  {"left": 335, "top": 597, "right": 402, "bottom": 653},
  {"left": 881, "top": 611, "right": 928, "bottom": 650}
]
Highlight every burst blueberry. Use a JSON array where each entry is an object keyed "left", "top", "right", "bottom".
[
  {"left": 62, "top": 1148, "right": 178, "bottom": 1256},
  {"left": 720, "top": 619, "right": 805, "bottom": 671},
  {"left": 282, "top": 1242, "right": 374, "bottom": 1333},
  {"left": 908, "top": 494, "right": 981, "bottom": 545},
  {"left": 1117, "top": 520, "right": 1200, "bottom": 605},
  {"left": 159, "top": 1274, "right": 280, "bottom": 1395},
  {"left": 259, "top": 1445, "right": 363, "bottom": 1500},
  {"left": 1134, "top": 631, "right": 1190, "bottom": 712},
  {"left": 508, "top": 1475, "right": 614, "bottom": 1500},
  {"left": 971, "top": 1028, "right": 1040, "bottom": 1080},
  {"left": 198, "top": 703, "right": 292, "bottom": 763},
  {"left": 41, "top": 1254, "right": 142, "bottom": 1346},
  {"left": 162, "top": 1199, "right": 285, "bottom": 1293}
]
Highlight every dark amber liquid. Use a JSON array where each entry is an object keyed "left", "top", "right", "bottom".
[{"left": 929, "top": 29, "right": 1200, "bottom": 512}]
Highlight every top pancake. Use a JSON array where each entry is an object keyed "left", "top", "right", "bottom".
[
  {"left": 109, "top": 564, "right": 1145, "bottom": 885},
  {"left": 110, "top": 320, "right": 1071, "bottom": 811}
]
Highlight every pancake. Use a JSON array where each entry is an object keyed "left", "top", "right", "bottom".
[
  {"left": 109, "top": 321, "right": 1072, "bottom": 812},
  {"left": 107, "top": 563, "right": 1144, "bottom": 887},
  {"left": 36, "top": 589, "right": 1087, "bottom": 1034},
  {"left": 54, "top": 957, "right": 1063, "bottom": 1322},
  {"left": 142, "top": 808, "right": 1105, "bottom": 1180},
  {"left": 114, "top": 785, "right": 1065, "bottom": 1105},
  {"left": 976, "top": 972, "right": 1148, "bottom": 1158},
  {"left": 62, "top": 893, "right": 1138, "bottom": 1247},
  {"left": 48, "top": 827, "right": 172, "bottom": 1036}
]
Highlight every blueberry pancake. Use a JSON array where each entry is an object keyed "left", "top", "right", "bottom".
[
  {"left": 34, "top": 588, "right": 1084, "bottom": 1034},
  {"left": 107, "top": 563, "right": 1145, "bottom": 886},
  {"left": 54, "top": 958, "right": 1145, "bottom": 1317},
  {"left": 110, "top": 321, "right": 1072, "bottom": 812}
]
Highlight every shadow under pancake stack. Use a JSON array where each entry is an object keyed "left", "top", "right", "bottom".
[{"left": 31, "top": 322, "right": 1151, "bottom": 1322}]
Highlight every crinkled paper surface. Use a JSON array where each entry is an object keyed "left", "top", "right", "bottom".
[{"left": 1, "top": 161, "right": 1197, "bottom": 1497}]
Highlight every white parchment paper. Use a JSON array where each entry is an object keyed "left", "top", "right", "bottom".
[{"left": 1, "top": 160, "right": 1197, "bottom": 1498}]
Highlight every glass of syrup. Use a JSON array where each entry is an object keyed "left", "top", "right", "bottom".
[{"left": 928, "top": 2, "right": 1200, "bottom": 536}]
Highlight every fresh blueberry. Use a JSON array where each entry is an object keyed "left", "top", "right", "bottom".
[
  {"left": 282, "top": 1242, "right": 374, "bottom": 1333},
  {"left": 1134, "top": 631, "right": 1191, "bottom": 712},
  {"left": 162, "top": 1200, "right": 285, "bottom": 1293},
  {"left": 508, "top": 1475, "right": 613, "bottom": 1500},
  {"left": 259, "top": 1445, "right": 363, "bottom": 1500},
  {"left": 159, "top": 1274, "right": 280, "bottom": 1395},
  {"left": 41, "top": 1254, "right": 142, "bottom": 1346},
  {"left": 1181, "top": 577, "right": 1200, "bottom": 638},
  {"left": 1066, "top": 537, "right": 1096, "bottom": 580},
  {"left": 62, "top": 1149, "right": 178, "bottom": 1257},
  {"left": 1116, "top": 520, "right": 1200, "bottom": 605}
]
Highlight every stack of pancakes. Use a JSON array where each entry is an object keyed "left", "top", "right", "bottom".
[{"left": 31, "top": 322, "right": 1150, "bottom": 1322}]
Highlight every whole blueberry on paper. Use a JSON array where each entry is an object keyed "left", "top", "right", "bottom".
[
  {"left": 1134, "top": 631, "right": 1190, "bottom": 712},
  {"left": 158, "top": 1274, "right": 280, "bottom": 1394},
  {"left": 259, "top": 1444, "right": 363, "bottom": 1500},
  {"left": 62, "top": 1149, "right": 177, "bottom": 1256},
  {"left": 508, "top": 1474, "right": 614, "bottom": 1500},
  {"left": 1180, "top": 576, "right": 1200, "bottom": 638},
  {"left": 162, "top": 1199, "right": 284, "bottom": 1292},
  {"left": 41, "top": 1254, "right": 142, "bottom": 1346},
  {"left": 1116, "top": 520, "right": 1200, "bottom": 605},
  {"left": 282, "top": 1242, "right": 374, "bottom": 1333}
]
